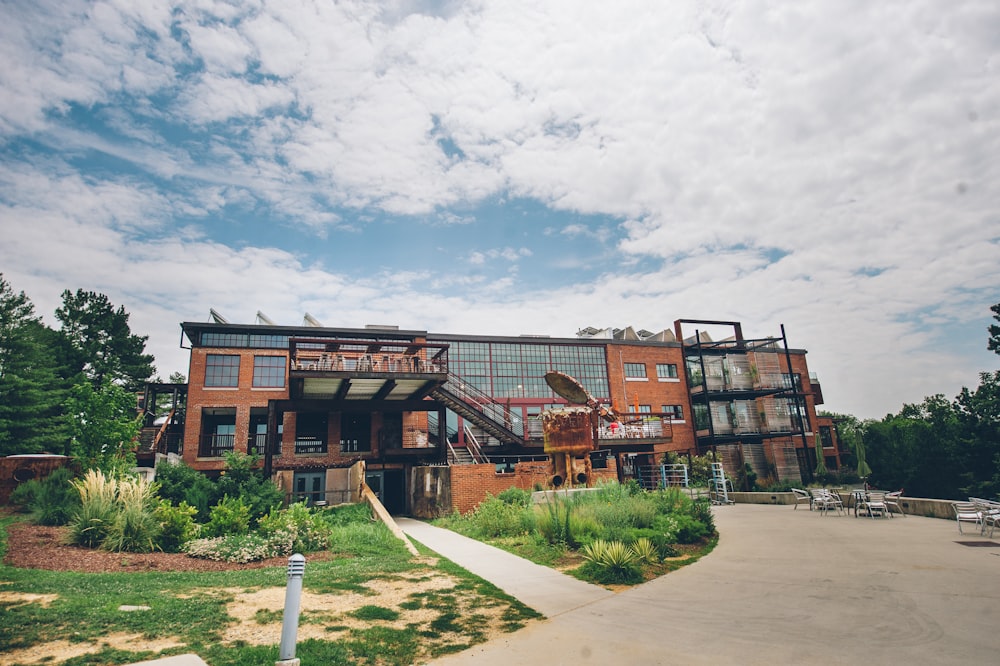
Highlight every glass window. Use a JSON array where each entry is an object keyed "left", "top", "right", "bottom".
[
  {"left": 205, "top": 354, "right": 240, "bottom": 387},
  {"left": 624, "top": 363, "right": 647, "bottom": 379},
  {"left": 253, "top": 356, "right": 286, "bottom": 387},
  {"left": 656, "top": 363, "right": 678, "bottom": 379},
  {"left": 661, "top": 405, "right": 684, "bottom": 419}
]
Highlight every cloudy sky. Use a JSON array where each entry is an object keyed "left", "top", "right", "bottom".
[{"left": 1, "top": 0, "right": 998, "bottom": 419}]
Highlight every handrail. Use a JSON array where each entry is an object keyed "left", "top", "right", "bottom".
[
  {"left": 441, "top": 372, "right": 525, "bottom": 439},
  {"left": 463, "top": 424, "right": 487, "bottom": 463},
  {"left": 152, "top": 408, "right": 176, "bottom": 454}
]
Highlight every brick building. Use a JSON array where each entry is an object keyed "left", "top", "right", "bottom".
[{"left": 139, "top": 317, "right": 834, "bottom": 516}]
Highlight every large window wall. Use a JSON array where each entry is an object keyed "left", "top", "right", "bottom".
[{"left": 444, "top": 340, "right": 610, "bottom": 401}]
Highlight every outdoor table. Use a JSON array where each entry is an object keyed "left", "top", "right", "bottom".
[{"left": 852, "top": 489, "right": 867, "bottom": 517}]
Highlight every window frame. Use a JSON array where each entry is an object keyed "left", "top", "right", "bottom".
[
  {"left": 252, "top": 355, "right": 286, "bottom": 388},
  {"left": 655, "top": 363, "right": 679, "bottom": 380},
  {"left": 624, "top": 363, "right": 648, "bottom": 380},
  {"left": 204, "top": 354, "right": 240, "bottom": 387}
]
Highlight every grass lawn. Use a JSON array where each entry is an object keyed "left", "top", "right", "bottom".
[{"left": 0, "top": 514, "right": 541, "bottom": 666}]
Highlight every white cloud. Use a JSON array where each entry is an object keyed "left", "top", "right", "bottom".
[{"left": 0, "top": 0, "right": 998, "bottom": 418}]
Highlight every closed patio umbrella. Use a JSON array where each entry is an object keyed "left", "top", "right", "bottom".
[
  {"left": 855, "top": 436, "right": 872, "bottom": 479},
  {"left": 814, "top": 435, "right": 827, "bottom": 475}
]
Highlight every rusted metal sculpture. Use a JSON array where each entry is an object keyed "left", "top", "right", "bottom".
[{"left": 542, "top": 370, "right": 618, "bottom": 488}]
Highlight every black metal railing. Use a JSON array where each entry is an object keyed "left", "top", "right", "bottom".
[
  {"left": 289, "top": 339, "right": 449, "bottom": 375},
  {"left": 198, "top": 433, "right": 235, "bottom": 457}
]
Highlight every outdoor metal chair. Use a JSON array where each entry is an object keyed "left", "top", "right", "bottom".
[
  {"left": 970, "top": 498, "right": 1000, "bottom": 537},
  {"left": 952, "top": 501, "right": 982, "bottom": 534},
  {"left": 861, "top": 491, "right": 889, "bottom": 519},
  {"left": 884, "top": 490, "right": 904, "bottom": 517},
  {"left": 791, "top": 488, "right": 812, "bottom": 510},
  {"left": 810, "top": 488, "right": 845, "bottom": 516}
]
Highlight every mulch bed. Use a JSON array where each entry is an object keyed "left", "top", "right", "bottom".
[{"left": 3, "top": 521, "right": 330, "bottom": 573}]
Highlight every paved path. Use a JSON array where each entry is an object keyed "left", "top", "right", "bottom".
[
  {"left": 396, "top": 517, "right": 613, "bottom": 617},
  {"left": 409, "top": 504, "right": 1000, "bottom": 666}
]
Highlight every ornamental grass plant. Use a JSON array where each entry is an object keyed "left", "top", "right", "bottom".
[{"left": 67, "top": 469, "right": 120, "bottom": 548}]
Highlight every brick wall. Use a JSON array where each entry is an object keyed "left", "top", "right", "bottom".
[{"left": 448, "top": 458, "right": 619, "bottom": 514}]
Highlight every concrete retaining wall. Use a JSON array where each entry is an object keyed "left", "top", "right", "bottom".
[{"left": 728, "top": 491, "right": 959, "bottom": 519}]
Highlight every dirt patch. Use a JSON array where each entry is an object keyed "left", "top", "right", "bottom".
[
  {"left": 221, "top": 573, "right": 462, "bottom": 645},
  {"left": 1, "top": 633, "right": 185, "bottom": 665}
]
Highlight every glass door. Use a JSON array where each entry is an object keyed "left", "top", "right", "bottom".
[{"left": 293, "top": 471, "right": 325, "bottom": 506}]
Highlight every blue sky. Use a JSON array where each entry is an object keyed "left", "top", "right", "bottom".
[{"left": 1, "top": 0, "right": 998, "bottom": 419}]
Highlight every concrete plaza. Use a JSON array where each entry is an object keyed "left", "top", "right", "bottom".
[{"left": 408, "top": 503, "right": 1000, "bottom": 666}]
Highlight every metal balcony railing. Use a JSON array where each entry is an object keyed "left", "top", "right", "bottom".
[
  {"left": 199, "top": 433, "right": 235, "bottom": 458},
  {"left": 289, "top": 339, "right": 449, "bottom": 375}
]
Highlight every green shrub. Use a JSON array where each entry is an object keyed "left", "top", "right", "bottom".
[
  {"left": 535, "top": 498, "right": 576, "bottom": 547},
  {"left": 496, "top": 486, "right": 533, "bottom": 508},
  {"left": 468, "top": 494, "right": 534, "bottom": 538},
  {"left": 154, "top": 460, "right": 215, "bottom": 521},
  {"left": 673, "top": 514, "right": 708, "bottom": 544},
  {"left": 154, "top": 501, "right": 198, "bottom": 552},
  {"left": 203, "top": 495, "right": 251, "bottom": 538},
  {"left": 631, "top": 537, "right": 659, "bottom": 564},
  {"left": 28, "top": 467, "right": 80, "bottom": 526},
  {"left": 8, "top": 479, "right": 40, "bottom": 513},
  {"left": 689, "top": 499, "right": 715, "bottom": 535},
  {"left": 258, "top": 502, "right": 333, "bottom": 553},
  {"left": 212, "top": 452, "right": 284, "bottom": 526},
  {"left": 183, "top": 532, "right": 279, "bottom": 563},
  {"left": 579, "top": 539, "right": 642, "bottom": 584}
]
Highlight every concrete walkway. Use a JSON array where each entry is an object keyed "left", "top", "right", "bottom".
[
  {"left": 410, "top": 504, "right": 1000, "bottom": 666},
  {"left": 396, "top": 517, "right": 613, "bottom": 617}
]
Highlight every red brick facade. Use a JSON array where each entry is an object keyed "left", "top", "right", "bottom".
[{"left": 448, "top": 459, "right": 619, "bottom": 514}]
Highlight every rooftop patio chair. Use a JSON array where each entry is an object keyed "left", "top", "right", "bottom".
[
  {"left": 863, "top": 491, "right": 889, "bottom": 519},
  {"left": 983, "top": 506, "right": 1000, "bottom": 538},
  {"left": 952, "top": 501, "right": 982, "bottom": 534},
  {"left": 971, "top": 498, "right": 1000, "bottom": 537},
  {"left": 884, "top": 490, "right": 904, "bottom": 517},
  {"left": 810, "top": 488, "right": 845, "bottom": 516},
  {"left": 791, "top": 488, "right": 812, "bottom": 510}
]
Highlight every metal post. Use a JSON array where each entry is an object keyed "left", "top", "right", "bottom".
[{"left": 276, "top": 553, "right": 306, "bottom": 666}]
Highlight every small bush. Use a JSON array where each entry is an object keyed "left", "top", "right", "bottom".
[
  {"left": 154, "top": 501, "right": 199, "bottom": 552},
  {"left": 631, "top": 537, "right": 659, "bottom": 564},
  {"left": 579, "top": 539, "right": 642, "bottom": 585},
  {"left": 258, "top": 503, "right": 332, "bottom": 553},
  {"left": 673, "top": 514, "right": 708, "bottom": 544},
  {"left": 29, "top": 468, "right": 80, "bottom": 526},
  {"left": 496, "top": 486, "right": 533, "bottom": 508},
  {"left": 154, "top": 461, "right": 215, "bottom": 521},
  {"left": 212, "top": 452, "right": 284, "bottom": 526},
  {"left": 9, "top": 479, "right": 40, "bottom": 513},
  {"left": 202, "top": 495, "right": 251, "bottom": 538},
  {"left": 689, "top": 499, "right": 715, "bottom": 535},
  {"left": 535, "top": 498, "right": 575, "bottom": 547},
  {"left": 183, "top": 533, "right": 279, "bottom": 563},
  {"left": 468, "top": 494, "right": 534, "bottom": 538}
]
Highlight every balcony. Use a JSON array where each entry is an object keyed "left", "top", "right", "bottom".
[
  {"left": 289, "top": 338, "right": 449, "bottom": 402},
  {"left": 521, "top": 413, "right": 673, "bottom": 445},
  {"left": 294, "top": 438, "right": 327, "bottom": 455},
  {"left": 199, "top": 433, "right": 235, "bottom": 458}
]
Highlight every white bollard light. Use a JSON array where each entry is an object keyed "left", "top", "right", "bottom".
[{"left": 276, "top": 553, "right": 306, "bottom": 666}]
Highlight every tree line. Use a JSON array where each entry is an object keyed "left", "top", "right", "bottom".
[
  {"left": 824, "top": 302, "right": 1000, "bottom": 501},
  {"left": 0, "top": 274, "right": 157, "bottom": 472}
]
